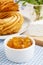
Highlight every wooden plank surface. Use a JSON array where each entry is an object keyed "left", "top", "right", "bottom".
[
  {"left": 32, "top": 36, "right": 43, "bottom": 46},
  {"left": 24, "top": 31, "right": 43, "bottom": 47}
]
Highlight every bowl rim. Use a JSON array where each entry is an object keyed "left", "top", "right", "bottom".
[{"left": 4, "top": 34, "right": 35, "bottom": 51}]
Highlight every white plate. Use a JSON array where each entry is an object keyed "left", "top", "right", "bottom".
[{"left": 0, "top": 17, "right": 29, "bottom": 39}]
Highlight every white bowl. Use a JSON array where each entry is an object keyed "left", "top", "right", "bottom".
[
  {"left": 4, "top": 35, "right": 35, "bottom": 63},
  {"left": 28, "top": 20, "right": 43, "bottom": 36},
  {"left": 19, "top": 2, "right": 43, "bottom": 21}
]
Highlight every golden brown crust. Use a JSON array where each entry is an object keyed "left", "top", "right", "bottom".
[
  {"left": 0, "top": 12, "right": 24, "bottom": 35},
  {"left": 0, "top": 0, "right": 13, "bottom": 2},
  {"left": 0, "top": 1, "right": 19, "bottom": 12},
  {"left": 0, "top": 12, "right": 11, "bottom": 19}
]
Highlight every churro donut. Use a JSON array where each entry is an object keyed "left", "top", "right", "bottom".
[
  {"left": 0, "top": 1, "right": 19, "bottom": 12},
  {"left": 0, "top": 12, "right": 24, "bottom": 35}
]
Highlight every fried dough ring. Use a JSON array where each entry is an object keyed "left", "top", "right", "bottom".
[
  {"left": 0, "top": 12, "right": 24, "bottom": 35},
  {"left": 0, "top": 1, "right": 19, "bottom": 12},
  {"left": 2, "top": 13, "right": 24, "bottom": 34}
]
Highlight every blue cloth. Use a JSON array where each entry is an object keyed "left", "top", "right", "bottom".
[{"left": 0, "top": 40, "right": 43, "bottom": 65}]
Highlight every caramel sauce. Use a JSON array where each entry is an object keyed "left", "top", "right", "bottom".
[{"left": 7, "top": 37, "right": 32, "bottom": 49}]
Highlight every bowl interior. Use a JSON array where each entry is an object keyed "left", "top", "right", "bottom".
[{"left": 4, "top": 35, "right": 35, "bottom": 50}]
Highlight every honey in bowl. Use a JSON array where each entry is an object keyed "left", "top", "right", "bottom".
[{"left": 7, "top": 37, "right": 32, "bottom": 49}]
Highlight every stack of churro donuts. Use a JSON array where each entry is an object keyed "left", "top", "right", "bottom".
[{"left": 0, "top": 1, "right": 24, "bottom": 35}]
